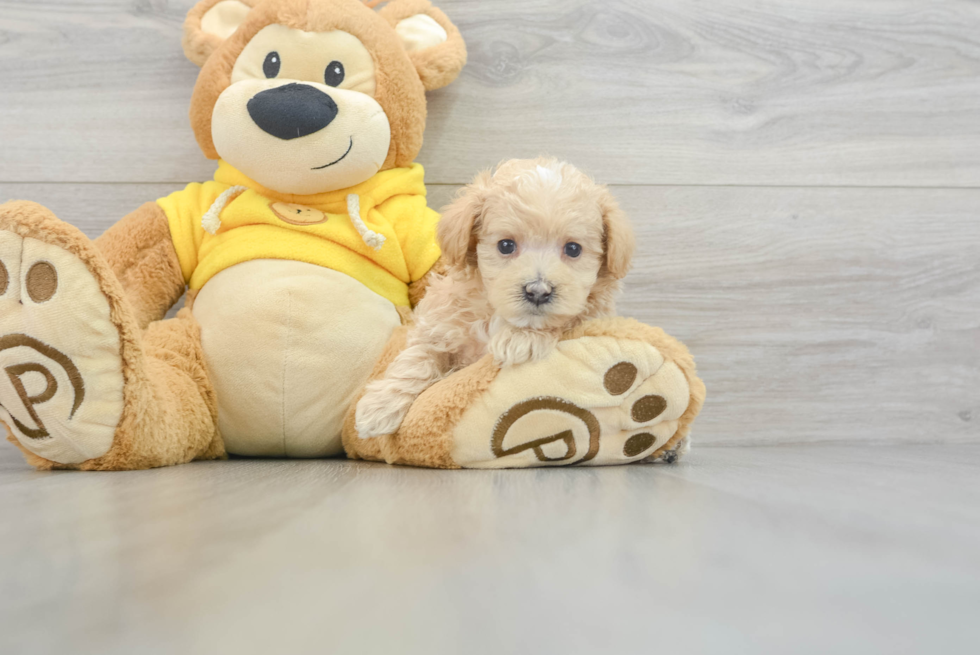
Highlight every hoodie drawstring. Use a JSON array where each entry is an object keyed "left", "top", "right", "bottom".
[
  {"left": 347, "top": 194, "right": 386, "bottom": 251},
  {"left": 201, "top": 185, "right": 247, "bottom": 235},
  {"left": 201, "top": 187, "right": 385, "bottom": 252}
]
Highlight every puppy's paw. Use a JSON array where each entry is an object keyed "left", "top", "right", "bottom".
[
  {"left": 355, "top": 387, "right": 411, "bottom": 439},
  {"left": 489, "top": 328, "right": 558, "bottom": 367}
]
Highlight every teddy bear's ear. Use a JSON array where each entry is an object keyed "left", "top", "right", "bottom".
[
  {"left": 183, "top": 0, "right": 257, "bottom": 67},
  {"left": 378, "top": 0, "right": 467, "bottom": 90}
]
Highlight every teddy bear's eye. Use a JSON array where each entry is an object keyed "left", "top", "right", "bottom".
[
  {"left": 263, "top": 52, "right": 281, "bottom": 79},
  {"left": 324, "top": 61, "right": 345, "bottom": 87}
]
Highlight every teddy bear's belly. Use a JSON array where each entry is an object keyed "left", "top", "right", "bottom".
[{"left": 191, "top": 260, "right": 401, "bottom": 457}]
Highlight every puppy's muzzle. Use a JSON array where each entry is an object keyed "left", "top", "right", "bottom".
[
  {"left": 247, "top": 83, "right": 338, "bottom": 140},
  {"left": 523, "top": 280, "right": 554, "bottom": 307}
]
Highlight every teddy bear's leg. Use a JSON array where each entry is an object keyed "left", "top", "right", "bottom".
[
  {"left": 0, "top": 201, "right": 222, "bottom": 470},
  {"left": 343, "top": 317, "right": 706, "bottom": 469}
]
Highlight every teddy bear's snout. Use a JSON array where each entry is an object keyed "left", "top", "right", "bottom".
[{"left": 246, "top": 83, "right": 339, "bottom": 141}]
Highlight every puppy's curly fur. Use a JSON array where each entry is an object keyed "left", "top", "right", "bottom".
[{"left": 355, "top": 157, "right": 635, "bottom": 439}]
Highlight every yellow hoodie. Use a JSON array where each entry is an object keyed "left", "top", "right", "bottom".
[{"left": 157, "top": 161, "right": 441, "bottom": 306}]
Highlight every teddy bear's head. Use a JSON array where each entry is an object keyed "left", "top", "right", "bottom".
[{"left": 182, "top": 0, "right": 465, "bottom": 195}]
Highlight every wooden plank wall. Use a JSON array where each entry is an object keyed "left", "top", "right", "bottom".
[{"left": 1, "top": 0, "right": 978, "bottom": 445}]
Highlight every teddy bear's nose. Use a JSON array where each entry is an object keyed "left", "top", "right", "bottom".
[{"left": 247, "top": 83, "right": 339, "bottom": 140}]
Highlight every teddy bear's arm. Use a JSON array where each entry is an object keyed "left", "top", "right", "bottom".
[
  {"left": 385, "top": 198, "right": 443, "bottom": 308},
  {"left": 407, "top": 257, "right": 445, "bottom": 308},
  {"left": 94, "top": 202, "right": 186, "bottom": 329}
]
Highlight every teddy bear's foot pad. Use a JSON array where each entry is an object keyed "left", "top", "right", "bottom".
[
  {"left": 450, "top": 334, "right": 692, "bottom": 468},
  {"left": 0, "top": 204, "right": 125, "bottom": 464}
]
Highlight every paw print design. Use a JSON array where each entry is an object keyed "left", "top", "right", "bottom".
[
  {"left": 491, "top": 397, "right": 600, "bottom": 463},
  {"left": 451, "top": 333, "right": 695, "bottom": 468},
  {"left": 0, "top": 206, "right": 125, "bottom": 465}
]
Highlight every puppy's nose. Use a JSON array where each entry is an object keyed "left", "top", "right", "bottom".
[
  {"left": 247, "top": 83, "right": 338, "bottom": 140},
  {"left": 523, "top": 280, "right": 553, "bottom": 306}
]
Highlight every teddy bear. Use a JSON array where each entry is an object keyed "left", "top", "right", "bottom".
[{"left": 0, "top": 0, "right": 705, "bottom": 471}]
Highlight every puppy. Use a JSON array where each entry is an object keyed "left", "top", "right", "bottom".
[{"left": 355, "top": 157, "right": 635, "bottom": 440}]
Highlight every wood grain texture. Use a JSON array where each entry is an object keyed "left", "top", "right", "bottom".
[
  {"left": 1, "top": 444, "right": 978, "bottom": 654},
  {"left": 3, "top": 182, "right": 977, "bottom": 446},
  {"left": 1, "top": 0, "right": 979, "bottom": 186},
  {"left": 612, "top": 185, "right": 980, "bottom": 446},
  {"left": 0, "top": 182, "right": 200, "bottom": 238}
]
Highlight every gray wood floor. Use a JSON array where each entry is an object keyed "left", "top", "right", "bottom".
[
  {"left": 1, "top": 443, "right": 978, "bottom": 654},
  {"left": 1, "top": 1, "right": 979, "bottom": 652}
]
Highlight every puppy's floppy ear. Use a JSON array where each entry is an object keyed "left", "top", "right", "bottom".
[
  {"left": 183, "top": 0, "right": 256, "bottom": 67},
  {"left": 379, "top": 0, "right": 467, "bottom": 91},
  {"left": 438, "top": 170, "right": 493, "bottom": 269},
  {"left": 598, "top": 187, "right": 635, "bottom": 279}
]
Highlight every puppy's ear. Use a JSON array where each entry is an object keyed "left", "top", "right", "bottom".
[
  {"left": 438, "top": 170, "right": 493, "bottom": 269},
  {"left": 598, "top": 187, "right": 635, "bottom": 279},
  {"left": 379, "top": 0, "right": 467, "bottom": 90},
  {"left": 183, "top": 0, "right": 256, "bottom": 67}
]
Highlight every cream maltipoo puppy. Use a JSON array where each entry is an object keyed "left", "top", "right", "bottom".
[{"left": 355, "top": 157, "right": 635, "bottom": 440}]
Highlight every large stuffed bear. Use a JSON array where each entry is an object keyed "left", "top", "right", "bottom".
[{"left": 0, "top": 0, "right": 704, "bottom": 471}]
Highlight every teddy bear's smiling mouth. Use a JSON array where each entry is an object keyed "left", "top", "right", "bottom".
[{"left": 311, "top": 136, "right": 354, "bottom": 170}]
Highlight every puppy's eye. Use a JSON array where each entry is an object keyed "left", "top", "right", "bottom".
[
  {"left": 324, "top": 61, "right": 345, "bottom": 87},
  {"left": 564, "top": 242, "right": 582, "bottom": 258},
  {"left": 263, "top": 52, "right": 281, "bottom": 79},
  {"left": 497, "top": 239, "right": 516, "bottom": 255}
]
